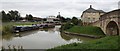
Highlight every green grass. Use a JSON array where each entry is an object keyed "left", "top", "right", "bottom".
[
  {"left": 66, "top": 26, "right": 105, "bottom": 36},
  {"left": 47, "top": 36, "right": 119, "bottom": 51},
  {"left": 0, "top": 25, "right": 2, "bottom": 31},
  {"left": 47, "top": 26, "right": 118, "bottom": 51},
  {"left": 2, "top": 22, "right": 40, "bottom": 34}
]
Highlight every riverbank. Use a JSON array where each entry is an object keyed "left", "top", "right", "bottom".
[
  {"left": 2, "top": 22, "right": 40, "bottom": 34},
  {"left": 62, "top": 26, "right": 105, "bottom": 38},
  {"left": 3, "top": 25, "right": 91, "bottom": 49},
  {"left": 66, "top": 26, "right": 105, "bottom": 36},
  {"left": 47, "top": 26, "right": 119, "bottom": 50},
  {"left": 47, "top": 36, "right": 119, "bottom": 51},
  {"left": 63, "top": 31, "right": 103, "bottom": 38}
]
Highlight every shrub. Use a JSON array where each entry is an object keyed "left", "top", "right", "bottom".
[
  {"left": 60, "top": 23, "right": 74, "bottom": 31},
  {"left": 2, "top": 25, "right": 13, "bottom": 35}
]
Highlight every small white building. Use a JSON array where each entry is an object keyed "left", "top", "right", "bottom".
[
  {"left": 46, "top": 16, "right": 56, "bottom": 22},
  {"left": 44, "top": 16, "right": 61, "bottom": 25}
]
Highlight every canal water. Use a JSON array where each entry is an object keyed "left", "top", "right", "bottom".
[{"left": 1, "top": 26, "right": 95, "bottom": 49}]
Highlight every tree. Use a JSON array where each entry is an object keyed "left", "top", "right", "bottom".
[
  {"left": 8, "top": 10, "right": 14, "bottom": 20},
  {"left": 60, "top": 22, "right": 74, "bottom": 30},
  {"left": 1, "top": 11, "right": 10, "bottom": 22},
  {"left": 65, "top": 18, "right": 71, "bottom": 22},
  {"left": 25, "top": 14, "right": 33, "bottom": 21},
  {"left": 14, "top": 10, "right": 20, "bottom": 21},
  {"left": 71, "top": 17, "right": 78, "bottom": 25},
  {"left": 28, "top": 14, "right": 33, "bottom": 21},
  {"left": 1, "top": 11, "right": 6, "bottom": 22},
  {"left": 43, "top": 18, "right": 47, "bottom": 21},
  {"left": 78, "top": 19, "right": 83, "bottom": 26},
  {"left": 8, "top": 10, "right": 20, "bottom": 21},
  {"left": 25, "top": 14, "right": 29, "bottom": 21},
  {"left": 57, "top": 14, "right": 66, "bottom": 22},
  {"left": 57, "top": 16, "right": 66, "bottom": 22}
]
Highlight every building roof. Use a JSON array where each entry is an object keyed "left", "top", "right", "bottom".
[
  {"left": 97, "top": 10, "right": 106, "bottom": 13},
  {"left": 83, "top": 5, "right": 105, "bottom": 13}
]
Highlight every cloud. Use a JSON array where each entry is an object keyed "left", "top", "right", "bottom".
[
  {"left": 118, "top": 1, "right": 120, "bottom": 9},
  {"left": 0, "top": 0, "right": 120, "bottom": 18}
]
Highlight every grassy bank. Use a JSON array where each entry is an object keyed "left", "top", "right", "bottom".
[
  {"left": 47, "top": 25, "right": 118, "bottom": 51},
  {"left": 2, "top": 22, "right": 40, "bottom": 34},
  {"left": 47, "top": 36, "right": 119, "bottom": 51},
  {"left": 66, "top": 26, "right": 105, "bottom": 36}
]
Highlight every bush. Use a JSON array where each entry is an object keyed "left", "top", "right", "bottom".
[
  {"left": 71, "top": 17, "right": 78, "bottom": 25},
  {"left": 60, "top": 23, "right": 74, "bottom": 31},
  {"left": 2, "top": 25, "right": 13, "bottom": 35}
]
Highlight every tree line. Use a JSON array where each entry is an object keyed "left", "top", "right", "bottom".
[
  {"left": 0, "top": 10, "right": 33, "bottom": 22},
  {"left": 1, "top": 10, "right": 83, "bottom": 25},
  {"left": 57, "top": 14, "right": 83, "bottom": 26},
  {"left": 60, "top": 16, "right": 83, "bottom": 31}
]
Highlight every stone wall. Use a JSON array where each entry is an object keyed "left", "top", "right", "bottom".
[
  {"left": 97, "top": 9, "right": 120, "bottom": 35},
  {"left": 82, "top": 13, "right": 101, "bottom": 23}
]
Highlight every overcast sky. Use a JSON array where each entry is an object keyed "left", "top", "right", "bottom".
[{"left": 0, "top": 0, "right": 120, "bottom": 18}]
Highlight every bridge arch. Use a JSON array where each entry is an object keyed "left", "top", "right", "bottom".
[{"left": 106, "top": 21, "right": 119, "bottom": 35}]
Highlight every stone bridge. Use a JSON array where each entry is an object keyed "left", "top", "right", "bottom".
[{"left": 92, "top": 9, "right": 120, "bottom": 35}]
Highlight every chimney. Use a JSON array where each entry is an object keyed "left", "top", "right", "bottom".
[{"left": 90, "top": 5, "right": 92, "bottom": 8}]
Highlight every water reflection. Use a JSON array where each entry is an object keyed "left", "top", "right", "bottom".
[
  {"left": 40, "top": 28, "right": 55, "bottom": 33},
  {"left": 14, "top": 30, "right": 38, "bottom": 37},
  {"left": 2, "top": 34, "right": 14, "bottom": 41},
  {"left": 2, "top": 26, "right": 96, "bottom": 49},
  {"left": 60, "top": 32, "right": 95, "bottom": 43}
]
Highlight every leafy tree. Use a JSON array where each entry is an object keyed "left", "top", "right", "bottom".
[
  {"left": 60, "top": 17, "right": 66, "bottom": 22},
  {"left": 8, "top": 10, "right": 14, "bottom": 20},
  {"left": 1, "top": 11, "right": 10, "bottom": 22},
  {"left": 57, "top": 14, "right": 66, "bottom": 22},
  {"left": 1, "top": 11, "right": 6, "bottom": 22},
  {"left": 78, "top": 19, "right": 83, "bottom": 26},
  {"left": 25, "top": 14, "right": 29, "bottom": 21},
  {"left": 6, "top": 13, "right": 12, "bottom": 20},
  {"left": 29, "top": 14, "right": 33, "bottom": 20},
  {"left": 8, "top": 10, "right": 20, "bottom": 21},
  {"left": 19, "top": 17, "right": 23, "bottom": 20},
  {"left": 56, "top": 14, "right": 61, "bottom": 18},
  {"left": 71, "top": 17, "right": 78, "bottom": 25},
  {"left": 60, "top": 22, "right": 74, "bottom": 30},
  {"left": 65, "top": 18, "right": 71, "bottom": 22},
  {"left": 43, "top": 18, "right": 47, "bottom": 21},
  {"left": 25, "top": 14, "right": 33, "bottom": 21}
]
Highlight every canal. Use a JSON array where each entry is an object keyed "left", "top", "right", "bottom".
[{"left": 1, "top": 26, "right": 96, "bottom": 49}]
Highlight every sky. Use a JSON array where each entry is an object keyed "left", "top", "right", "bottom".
[{"left": 0, "top": 0, "right": 120, "bottom": 18}]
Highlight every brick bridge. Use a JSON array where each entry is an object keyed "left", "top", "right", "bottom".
[{"left": 92, "top": 9, "right": 120, "bottom": 35}]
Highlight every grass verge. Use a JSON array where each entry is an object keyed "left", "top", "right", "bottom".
[
  {"left": 47, "top": 36, "right": 119, "bottom": 51},
  {"left": 66, "top": 26, "right": 105, "bottom": 36}
]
